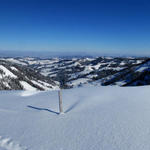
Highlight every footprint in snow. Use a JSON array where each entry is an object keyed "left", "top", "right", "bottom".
[{"left": 0, "top": 136, "right": 27, "bottom": 150}]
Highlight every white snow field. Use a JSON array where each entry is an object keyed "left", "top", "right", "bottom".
[{"left": 0, "top": 86, "right": 150, "bottom": 150}]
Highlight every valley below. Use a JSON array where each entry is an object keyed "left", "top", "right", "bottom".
[{"left": 0, "top": 56, "right": 150, "bottom": 90}]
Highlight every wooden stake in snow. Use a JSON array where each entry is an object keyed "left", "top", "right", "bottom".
[
  {"left": 58, "top": 89, "right": 64, "bottom": 114},
  {"left": 57, "top": 70, "right": 67, "bottom": 114}
]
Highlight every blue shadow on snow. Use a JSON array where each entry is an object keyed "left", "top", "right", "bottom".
[{"left": 27, "top": 105, "right": 59, "bottom": 115}]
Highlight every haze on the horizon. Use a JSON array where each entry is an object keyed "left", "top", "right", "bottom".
[{"left": 0, "top": 0, "right": 150, "bottom": 56}]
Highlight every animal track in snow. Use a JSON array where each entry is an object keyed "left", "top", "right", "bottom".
[{"left": 0, "top": 136, "right": 27, "bottom": 150}]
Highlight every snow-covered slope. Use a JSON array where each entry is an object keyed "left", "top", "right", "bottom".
[
  {"left": 102, "top": 59, "right": 150, "bottom": 86},
  {"left": 0, "top": 60, "right": 59, "bottom": 90},
  {"left": 0, "top": 86, "right": 150, "bottom": 150}
]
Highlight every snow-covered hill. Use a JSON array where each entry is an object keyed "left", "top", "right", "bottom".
[
  {"left": 0, "top": 60, "right": 59, "bottom": 90},
  {"left": 1, "top": 56, "right": 149, "bottom": 88},
  {"left": 102, "top": 59, "right": 150, "bottom": 86},
  {"left": 0, "top": 86, "right": 150, "bottom": 150}
]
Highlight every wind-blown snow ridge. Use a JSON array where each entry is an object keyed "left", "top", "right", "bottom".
[{"left": 19, "top": 90, "right": 41, "bottom": 97}]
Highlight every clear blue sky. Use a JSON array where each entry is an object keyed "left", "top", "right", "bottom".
[{"left": 0, "top": 0, "right": 150, "bottom": 56}]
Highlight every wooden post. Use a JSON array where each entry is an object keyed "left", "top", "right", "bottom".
[{"left": 58, "top": 89, "right": 64, "bottom": 114}]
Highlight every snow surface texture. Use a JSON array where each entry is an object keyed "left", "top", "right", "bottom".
[{"left": 0, "top": 86, "right": 150, "bottom": 150}]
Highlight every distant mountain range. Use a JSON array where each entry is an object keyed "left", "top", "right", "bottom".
[
  {"left": 0, "top": 56, "right": 150, "bottom": 90},
  {"left": 0, "top": 50, "right": 149, "bottom": 58}
]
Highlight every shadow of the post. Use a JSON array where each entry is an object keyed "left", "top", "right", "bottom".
[
  {"left": 65, "top": 100, "right": 81, "bottom": 113},
  {"left": 27, "top": 105, "right": 59, "bottom": 115}
]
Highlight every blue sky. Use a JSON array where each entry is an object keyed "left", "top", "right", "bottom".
[{"left": 0, "top": 0, "right": 150, "bottom": 56}]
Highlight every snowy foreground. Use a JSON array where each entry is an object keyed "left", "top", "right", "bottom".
[{"left": 0, "top": 86, "right": 150, "bottom": 150}]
